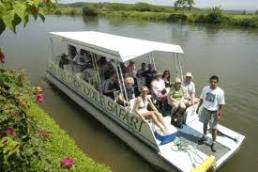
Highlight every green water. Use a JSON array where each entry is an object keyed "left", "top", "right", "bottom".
[{"left": 0, "top": 15, "right": 258, "bottom": 172}]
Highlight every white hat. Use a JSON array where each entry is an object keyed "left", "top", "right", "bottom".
[
  {"left": 185, "top": 72, "right": 193, "bottom": 78},
  {"left": 175, "top": 77, "right": 182, "bottom": 83},
  {"left": 125, "top": 77, "right": 134, "bottom": 84}
]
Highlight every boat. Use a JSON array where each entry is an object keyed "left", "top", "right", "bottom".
[{"left": 46, "top": 31, "right": 245, "bottom": 172}]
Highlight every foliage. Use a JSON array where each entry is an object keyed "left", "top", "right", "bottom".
[
  {"left": 195, "top": 7, "right": 227, "bottom": 24},
  {"left": 0, "top": 69, "right": 111, "bottom": 172},
  {"left": 167, "top": 13, "right": 188, "bottom": 22},
  {"left": 0, "top": 0, "right": 55, "bottom": 35},
  {"left": 53, "top": 2, "right": 258, "bottom": 28},
  {"left": 82, "top": 6, "right": 98, "bottom": 17},
  {"left": 174, "top": 0, "right": 195, "bottom": 10},
  {"left": 0, "top": 69, "right": 41, "bottom": 172}
]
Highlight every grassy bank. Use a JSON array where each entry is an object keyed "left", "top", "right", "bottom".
[
  {"left": 49, "top": 2, "right": 258, "bottom": 28},
  {"left": 0, "top": 69, "right": 111, "bottom": 172}
]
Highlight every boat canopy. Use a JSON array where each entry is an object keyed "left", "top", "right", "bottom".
[{"left": 49, "top": 31, "right": 184, "bottom": 63}]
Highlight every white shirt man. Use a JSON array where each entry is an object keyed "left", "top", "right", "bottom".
[
  {"left": 200, "top": 86, "right": 225, "bottom": 111},
  {"left": 196, "top": 75, "right": 225, "bottom": 152}
]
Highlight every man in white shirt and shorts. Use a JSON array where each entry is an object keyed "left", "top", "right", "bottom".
[{"left": 196, "top": 75, "right": 225, "bottom": 152}]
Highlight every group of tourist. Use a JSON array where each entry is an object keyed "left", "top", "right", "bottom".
[
  {"left": 100, "top": 60, "right": 199, "bottom": 133},
  {"left": 59, "top": 48, "right": 225, "bottom": 152}
]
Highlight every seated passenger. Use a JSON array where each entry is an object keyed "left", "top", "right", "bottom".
[
  {"left": 68, "top": 45, "right": 77, "bottom": 59},
  {"left": 97, "top": 56, "right": 108, "bottom": 81},
  {"left": 151, "top": 73, "right": 167, "bottom": 107},
  {"left": 59, "top": 53, "right": 69, "bottom": 69},
  {"left": 102, "top": 73, "right": 119, "bottom": 99},
  {"left": 142, "top": 64, "right": 157, "bottom": 89},
  {"left": 126, "top": 61, "right": 137, "bottom": 78},
  {"left": 120, "top": 62, "right": 127, "bottom": 75},
  {"left": 136, "top": 62, "right": 147, "bottom": 78},
  {"left": 182, "top": 72, "right": 199, "bottom": 106},
  {"left": 116, "top": 77, "right": 135, "bottom": 106},
  {"left": 168, "top": 78, "right": 188, "bottom": 116},
  {"left": 162, "top": 70, "right": 172, "bottom": 88},
  {"left": 103, "top": 60, "right": 116, "bottom": 78},
  {"left": 133, "top": 86, "right": 168, "bottom": 133}
]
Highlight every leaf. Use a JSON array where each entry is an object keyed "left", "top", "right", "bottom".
[
  {"left": 0, "top": 17, "right": 6, "bottom": 35},
  {"left": 12, "top": 13, "right": 22, "bottom": 32},
  {"left": 13, "top": 1, "right": 28, "bottom": 26},
  {"left": 30, "top": 5, "right": 39, "bottom": 20},
  {"left": 1, "top": 7, "right": 22, "bottom": 33},
  {"left": 38, "top": 12, "right": 45, "bottom": 22}
]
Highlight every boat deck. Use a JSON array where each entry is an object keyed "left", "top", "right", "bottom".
[{"left": 152, "top": 114, "right": 245, "bottom": 171}]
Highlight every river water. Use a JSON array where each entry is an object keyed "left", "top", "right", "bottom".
[{"left": 0, "top": 15, "right": 258, "bottom": 172}]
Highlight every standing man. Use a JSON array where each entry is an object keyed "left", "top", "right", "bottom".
[{"left": 196, "top": 75, "right": 225, "bottom": 152}]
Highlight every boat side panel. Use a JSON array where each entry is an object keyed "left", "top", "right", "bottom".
[
  {"left": 46, "top": 72, "right": 178, "bottom": 172},
  {"left": 47, "top": 62, "right": 159, "bottom": 151}
]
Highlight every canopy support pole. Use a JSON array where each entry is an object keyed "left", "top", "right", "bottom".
[
  {"left": 151, "top": 52, "right": 157, "bottom": 70},
  {"left": 91, "top": 53, "right": 102, "bottom": 91},
  {"left": 49, "top": 38, "right": 55, "bottom": 62},
  {"left": 177, "top": 54, "right": 184, "bottom": 81},
  {"left": 115, "top": 63, "right": 128, "bottom": 106}
]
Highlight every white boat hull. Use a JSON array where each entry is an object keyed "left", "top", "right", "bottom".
[{"left": 46, "top": 63, "right": 245, "bottom": 172}]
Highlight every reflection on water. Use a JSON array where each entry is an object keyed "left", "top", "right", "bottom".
[{"left": 0, "top": 15, "right": 258, "bottom": 172}]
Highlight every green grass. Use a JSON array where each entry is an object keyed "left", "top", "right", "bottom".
[{"left": 50, "top": 2, "right": 258, "bottom": 28}]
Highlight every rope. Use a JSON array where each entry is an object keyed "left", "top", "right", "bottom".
[{"left": 172, "top": 138, "right": 203, "bottom": 167}]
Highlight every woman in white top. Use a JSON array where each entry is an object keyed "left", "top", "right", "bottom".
[{"left": 133, "top": 86, "right": 168, "bottom": 133}]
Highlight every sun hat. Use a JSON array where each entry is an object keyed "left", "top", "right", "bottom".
[
  {"left": 185, "top": 72, "right": 193, "bottom": 78},
  {"left": 175, "top": 77, "right": 182, "bottom": 83},
  {"left": 125, "top": 77, "right": 134, "bottom": 84}
]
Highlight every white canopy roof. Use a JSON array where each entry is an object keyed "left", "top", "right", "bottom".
[{"left": 50, "top": 31, "right": 184, "bottom": 62}]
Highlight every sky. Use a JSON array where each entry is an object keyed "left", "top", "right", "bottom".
[{"left": 60, "top": 0, "right": 258, "bottom": 11}]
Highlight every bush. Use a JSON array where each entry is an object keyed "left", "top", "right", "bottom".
[
  {"left": 167, "top": 13, "right": 188, "bottom": 22},
  {"left": 195, "top": 7, "right": 230, "bottom": 24},
  {"left": 82, "top": 6, "right": 98, "bottom": 16},
  {"left": 0, "top": 69, "right": 111, "bottom": 172},
  {"left": 70, "top": 9, "right": 77, "bottom": 16},
  {"left": 237, "top": 18, "right": 258, "bottom": 27},
  {"left": 54, "top": 9, "right": 62, "bottom": 15}
]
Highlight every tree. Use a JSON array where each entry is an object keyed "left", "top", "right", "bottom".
[
  {"left": 186, "top": 0, "right": 195, "bottom": 10},
  {"left": 0, "top": 0, "right": 55, "bottom": 35},
  {"left": 174, "top": 0, "right": 195, "bottom": 10},
  {"left": 174, "top": 0, "right": 187, "bottom": 10}
]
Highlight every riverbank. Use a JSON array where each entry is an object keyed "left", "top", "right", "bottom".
[
  {"left": 0, "top": 69, "right": 111, "bottom": 172},
  {"left": 48, "top": 2, "right": 258, "bottom": 28}
]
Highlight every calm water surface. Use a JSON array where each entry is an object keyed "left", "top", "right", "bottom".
[{"left": 0, "top": 15, "right": 258, "bottom": 172}]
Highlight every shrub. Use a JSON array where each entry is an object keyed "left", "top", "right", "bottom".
[
  {"left": 82, "top": 6, "right": 98, "bottom": 17},
  {"left": 54, "top": 9, "right": 62, "bottom": 15},
  {"left": 238, "top": 18, "right": 258, "bottom": 27},
  {"left": 0, "top": 69, "right": 111, "bottom": 172},
  {"left": 0, "top": 69, "right": 41, "bottom": 172},
  {"left": 167, "top": 13, "right": 188, "bottom": 22},
  {"left": 195, "top": 7, "right": 230, "bottom": 24},
  {"left": 70, "top": 9, "right": 77, "bottom": 16}
]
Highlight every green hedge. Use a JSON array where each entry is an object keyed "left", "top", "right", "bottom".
[
  {"left": 0, "top": 69, "right": 111, "bottom": 172},
  {"left": 52, "top": 3, "right": 258, "bottom": 28}
]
